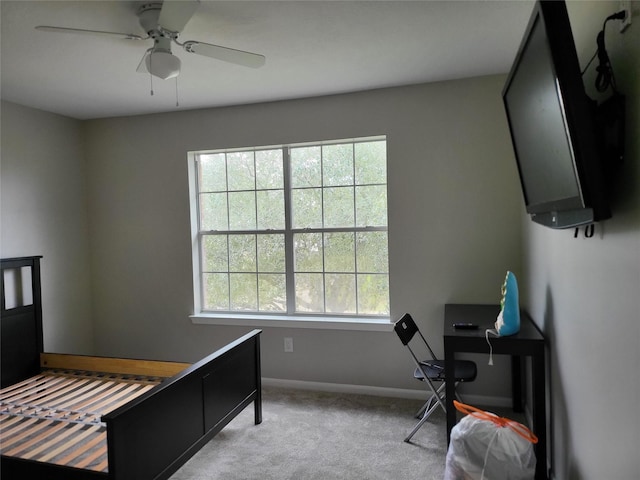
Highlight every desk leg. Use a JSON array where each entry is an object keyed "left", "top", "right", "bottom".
[
  {"left": 444, "top": 345, "right": 456, "bottom": 443},
  {"left": 511, "top": 356, "right": 525, "bottom": 412},
  {"left": 532, "top": 351, "right": 547, "bottom": 480}
]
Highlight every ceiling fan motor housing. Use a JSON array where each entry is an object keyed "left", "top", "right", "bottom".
[{"left": 138, "top": 3, "right": 164, "bottom": 36}]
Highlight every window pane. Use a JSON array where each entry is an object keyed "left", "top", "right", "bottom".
[
  {"left": 323, "top": 143, "right": 353, "bottom": 187},
  {"left": 325, "top": 274, "right": 356, "bottom": 313},
  {"left": 229, "top": 235, "right": 256, "bottom": 272},
  {"left": 229, "top": 191, "right": 256, "bottom": 230},
  {"left": 203, "top": 273, "right": 229, "bottom": 310},
  {"left": 323, "top": 186, "right": 354, "bottom": 228},
  {"left": 356, "top": 185, "right": 387, "bottom": 227},
  {"left": 355, "top": 141, "right": 387, "bottom": 185},
  {"left": 295, "top": 273, "right": 324, "bottom": 312},
  {"left": 291, "top": 188, "right": 322, "bottom": 229},
  {"left": 199, "top": 193, "right": 228, "bottom": 231},
  {"left": 202, "top": 235, "right": 228, "bottom": 271},
  {"left": 230, "top": 273, "right": 257, "bottom": 310},
  {"left": 227, "top": 151, "right": 255, "bottom": 191},
  {"left": 258, "top": 274, "right": 286, "bottom": 312},
  {"left": 290, "top": 146, "right": 321, "bottom": 188},
  {"left": 356, "top": 232, "right": 388, "bottom": 273},
  {"left": 257, "top": 190, "right": 285, "bottom": 230},
  {"left": 256, "top": 149, "right": 284, "bottom": 189},
  {"left": 357, "top": 274, "right": 389, "bottom": 315},
  {"left": 294, "top": 233, "right": 323, "bottom": 272},
  {"left": 199, "top": 153, "right": 227, "bottom": 192},
  {"left": 324, "top": 232, "right": 355, "bottom": 273},
  {"left": 257, "top": 234, "right": 285, "bottom": 272}
]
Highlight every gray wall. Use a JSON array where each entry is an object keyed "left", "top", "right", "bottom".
[
  {"left": 82, "top": 75, "right": 522, "bottom": 398},
  {"left": 521, "top": 2, "right": 640, "bottom": 479},
  {"left": 0, "top": 101, "right": 94, "bottom": 353}
]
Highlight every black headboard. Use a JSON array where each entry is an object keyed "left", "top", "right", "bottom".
[{"left": 1, "top": 256, "right": 44, "bottom": 388}]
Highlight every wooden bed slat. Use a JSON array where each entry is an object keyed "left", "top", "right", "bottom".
[
  {"left": 81, "top": 383, "right": 151, "bottom": 414},
  {"left": 0, "top": 413, "right": 29, "bottom": 430},
  {"left": 1, "top": 370, "right": 164, "bottom": 473},
  {"left": 57, "top": 380, "right": 121, "bottom": 413},
  {"left": 41, "top": 353, "right": 191, "bottom": 378},
  {"left": 7, "top": 376, "right": 89, "bottom": 407},
  {"left": 93, "top": 450, "right": 109, "bottom": 472},
  {"left": 0, "top": 374, "right": 49, "bottom": 399},
  {"left": 90, "top": 384, "right": 156, "bottom": 415},
  {"left": 0, "top": 417, "right": 41, "bottom": 446},
  {"left": 40, "top": 378, "right": 115, "bottom": 411},
  {"left": 59, "top": 429, "right": 105, "bottom": 466},
  {"left": 0, "top": 375, "right": 70, "bottom": 403},
  {"left": 21, "top": 422, "right": 86, "bottom": 460},
  {"left": 3, "top": 419, "right": 68, "bottom": 456},
  {"left": 39, "top": 424, "right": 101, "bottom": 462}
]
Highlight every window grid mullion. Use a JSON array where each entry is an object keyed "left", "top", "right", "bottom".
[
  {"left": 225, "top": 154, "right": 232, "bottom": 309},
  {"left": 283, "top": 147, "right": 296, "bottom": 314},
  {"left": 320, "top": 145, "right": 327, "bottom": 314},
  {"left": 351, "top": 143, "right": 359, "bottom": 314},
  {"left": 253, "top": 152, "right": 260, "bottom": 311},
  {"left": 224, "top": 234, "right": 230, "bottom": 310}
]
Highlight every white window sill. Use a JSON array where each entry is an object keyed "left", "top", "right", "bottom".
[{"left": 190, "top": 313, "right": 394, "bottom": 332}]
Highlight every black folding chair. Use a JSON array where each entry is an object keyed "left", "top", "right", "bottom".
[{"left": 394, "top": 313, "right": 477, "bottom": 442}]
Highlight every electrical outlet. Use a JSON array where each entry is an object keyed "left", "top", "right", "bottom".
[
  {"left": 620, "top": 1, "right": 632, "bottom": 32},
  {"left": 284, "top": 337, "right": 294, "bottom": 353}
]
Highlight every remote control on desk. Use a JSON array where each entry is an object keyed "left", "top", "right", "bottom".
[{"left": 453, "top": 323, "right": 479, "bottom": 330}]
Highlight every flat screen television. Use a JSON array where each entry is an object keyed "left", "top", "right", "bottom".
[{"left": 502, "top": 0, "right": 611, "bottom": 229}]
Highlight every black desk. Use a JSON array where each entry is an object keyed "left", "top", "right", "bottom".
[{"left": 443, "top": 304, "right": 547, "bottom": 480}]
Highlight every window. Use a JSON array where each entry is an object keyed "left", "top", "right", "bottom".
[{"left": 189, "top": 136, "right": 389, "bottom": 321}]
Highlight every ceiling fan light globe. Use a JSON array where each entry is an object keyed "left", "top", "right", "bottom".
[{"left": 146, "top": 51, "right": 181, "bottom": 80}]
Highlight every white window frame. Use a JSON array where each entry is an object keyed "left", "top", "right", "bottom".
[{"left": 188, "top": 137, "right": 392, "bottom": 331}]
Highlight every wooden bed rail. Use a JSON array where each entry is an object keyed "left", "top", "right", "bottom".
[{"left": 41, "top": 353, "right": 191, "bottom": 378}]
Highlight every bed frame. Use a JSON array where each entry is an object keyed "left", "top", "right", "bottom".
[{"left": 1, "top": 256, "right": 262, "bottom": 480}]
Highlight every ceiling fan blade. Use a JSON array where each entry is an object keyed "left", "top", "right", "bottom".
[
  {"left": 158, "top": 0, "right": 200, "bottom": 33},
  {"left": 182, "top": 41, "right": 266, "bottom": 68},
  {"left": 35, "top": 25, "right": 145, "bottom": 41}
]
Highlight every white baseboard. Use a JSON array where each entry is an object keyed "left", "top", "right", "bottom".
[{"left": 262, "top": 377, "right": 512, "bottom": 408}]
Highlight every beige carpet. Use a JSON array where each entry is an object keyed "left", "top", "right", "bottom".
[{"left": 169, "top": 387, "right": 448, "bottom": 480}]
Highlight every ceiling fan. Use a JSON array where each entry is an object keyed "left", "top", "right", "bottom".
[{"left": 35, "top": 0, "right": 266, "bottom": 81}]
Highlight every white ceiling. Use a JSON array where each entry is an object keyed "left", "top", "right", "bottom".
[{"left": 1, "top": 0, "right": 535, "bottom": 120}]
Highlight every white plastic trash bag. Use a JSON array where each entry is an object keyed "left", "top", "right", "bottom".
[{"left": 444, "top": 401, "right": 537, "bottom": 480}]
